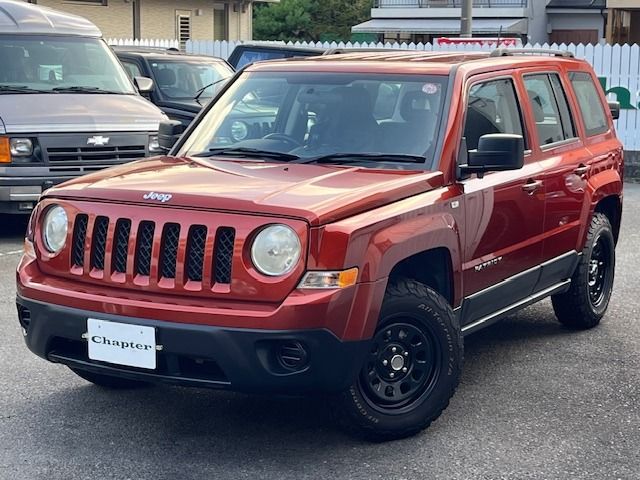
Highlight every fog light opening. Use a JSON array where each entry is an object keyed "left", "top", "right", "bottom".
[
  {"left": 276, "top": 341, "right": 308, "bottom": 371},
  {"left": 17, "top": 305, "right": 31, "bottom": 333}
]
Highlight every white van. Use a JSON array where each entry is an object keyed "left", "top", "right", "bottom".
[{"left": 0, "top": 0, "right": 166, "bottom": 213}]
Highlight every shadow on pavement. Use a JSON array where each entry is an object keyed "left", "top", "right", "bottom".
[
  {"left": 0, "top": 213, "right": 28, "bottom": 239},
  {"left": 16, "top": 307, "right": 578, "bottom": 461}
]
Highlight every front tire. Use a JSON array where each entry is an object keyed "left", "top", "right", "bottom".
[
  {"left": 331, "top": 279, "right": 462, "bottom": 441},
  {"left": 69, "top": 367, "right": 150, "bottom": 389},
  {"left": 552, "top": 212, "right": 616, "bottom": 329}
]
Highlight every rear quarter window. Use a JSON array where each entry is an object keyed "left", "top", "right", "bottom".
[{"left": 569, "top": 72, "right": 609, "bottom": 137}]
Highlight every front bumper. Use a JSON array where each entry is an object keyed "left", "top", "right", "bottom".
[
  {"left": 17, "top": 295, "right": 371, "bottom": 393},
  {"left": 0, "top": 175, "right": 70, "bottom": 213}
]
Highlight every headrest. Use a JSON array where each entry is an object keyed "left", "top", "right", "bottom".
[
  {"left": 156, "top": 68, "right": 176, "bottom": 87},
  {"left": 527, "top": 90, "right": 545, "bottom": 123},
  {"left": 400, "top": 91, "right": 431, "bottom": 122}
]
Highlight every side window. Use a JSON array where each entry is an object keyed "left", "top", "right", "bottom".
[
  {"left": 524, "top": 73, "right": 575, "bottom": 146},
  {"left": 464, "top": 78, "right": 524, "bottom": 151},
  {"left": 569, "top": 71, "right": 609, "bottom": 137},
  {"left": 121, "top": 61, "right": 142, "bottom": 80}
]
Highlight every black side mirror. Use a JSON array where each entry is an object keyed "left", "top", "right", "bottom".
[
  {"left": 459, "top": 134, "right": 525, "bottom": 179},
  {"left": 608, "top": 100, "right": 620, "bottom": 120},
  {"left": 134, "top": 76, "right": 154, "bottom": 94},
  {"left": 158, "top": 120, "right": 185, "bottom": 153}
]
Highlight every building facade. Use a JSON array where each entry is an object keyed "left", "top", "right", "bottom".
[
  {"left": 606, "top": 0, "right": 640, "bottom": 44},
  {"left": 352, "top": 0, "right": 607, "bottom": 45},
  {"left": 29, "top": 0, "right": 277, "bottom": 43}
]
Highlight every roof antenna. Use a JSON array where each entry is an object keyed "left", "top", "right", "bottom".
[{"left": 497, "top": 25, "right": 503, "bottom": 48}]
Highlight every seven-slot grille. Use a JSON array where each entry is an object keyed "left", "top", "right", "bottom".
[{"left": 71, "top": 215, "right": 235, "bottom": 286}]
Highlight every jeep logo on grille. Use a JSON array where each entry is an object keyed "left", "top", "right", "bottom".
[
  {"left": 87, "top": 135, "right": 110, "bottom": 146},
  {"left": 143, "top": 191, "right": 172, "bottom": 203}
]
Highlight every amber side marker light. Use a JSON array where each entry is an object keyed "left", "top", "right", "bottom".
[
  {"left": 0, "top": 137, "right": 11, "bottom": 163},
  {"left": 298, "top": 267, "right": 359, "bottom": 289}
]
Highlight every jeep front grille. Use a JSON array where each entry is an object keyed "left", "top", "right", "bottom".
[{"left": 71, "top": 215, "right": 235, "bottom": 286}]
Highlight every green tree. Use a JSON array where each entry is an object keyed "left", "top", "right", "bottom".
[
  {"left": 254, "top": 0, "right": 371, "bottom": 43},
  {"left": 253, "top": 0, "right": 314, "bottom": 42}
]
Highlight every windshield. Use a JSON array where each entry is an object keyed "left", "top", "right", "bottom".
[
  {"left": 0, "top": 35, "right": 134, "bottom": 94},
  {"left": 179, "top": 71, "right": 448, "bottom": 168},
  {"left": 150, "top": 59, "right": 233, "bottom": 100}
]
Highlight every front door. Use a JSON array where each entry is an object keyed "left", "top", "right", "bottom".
[{"left": 459, "top": 75, "right": 546, "bottom": 327}]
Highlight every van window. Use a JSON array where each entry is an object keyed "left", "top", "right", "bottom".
[
  {"left": 569, "top": 72, "right": 609, "bottom": 137},
  {"left": 463, "top": 78, "right": 524, "bottom": 151},
  {"left": 524, "top": 74, "right": 575, "bottom": 146},
  {"left": 0, "top": 34, "right": 134, "bottom": 94}
]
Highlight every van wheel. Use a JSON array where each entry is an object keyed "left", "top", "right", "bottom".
[
  {"left": 552, "top": 212, "right": 615, "bottom": 329},
  {"left": 331, "top": 278, "right": 462, "bottom": 442},
  {"left": 69, "top": 367, "right": 150, "bottom": 389}
]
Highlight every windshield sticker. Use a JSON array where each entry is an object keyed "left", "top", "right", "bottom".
[{"left": 422, "top": 83, "right": 439, "bottom": 95}]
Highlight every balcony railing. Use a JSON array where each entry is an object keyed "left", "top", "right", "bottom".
[{"left": 374, "top": 0, "right": 527, "bottom": 7}]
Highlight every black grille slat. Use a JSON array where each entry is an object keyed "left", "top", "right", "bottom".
[
  {"left": 111, "top": 219, "right": 131, "bottom": 274},
  {"left": 71, "top": 214, "right": 88, "bottom": 267},
  {"left": 90, "top": 216, "right": 109, "bottom": 270},
  {"left": 186, "top": 225, "right": 207, "bottom": 282},
  {"left": 47, "top": 145, "right": 146, "bottom": 163},
  {"left": 160, "top": 223, "right": 180, "bottom": 279},
  {"left": 135, "top": 221, "right": 155, "bottom": 276},
  {"left": 214, "top": 228, "right": 235, "bottom": 284}
]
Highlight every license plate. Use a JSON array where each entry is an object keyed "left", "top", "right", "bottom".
[{"left": 87, "top": 318, "right": 156, "bottom": 370}]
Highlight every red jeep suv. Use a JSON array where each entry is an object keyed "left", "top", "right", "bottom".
[{"left": 16, "top": 50, "right": 623, "bottom": 441}]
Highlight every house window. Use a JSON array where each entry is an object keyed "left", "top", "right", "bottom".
[
  {"left": 175, "top": 11, "right": 192, "bottom": 50},
  {"left": 213, "top": 4, "right": 228, "bottom": 41}
]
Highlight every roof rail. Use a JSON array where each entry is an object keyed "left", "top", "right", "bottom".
[
  {"left": 490, "top": 48, "right": 574, "bottom": 58},
  {"left": 322, "top": 47, "right": 402, "bottom": 56}
]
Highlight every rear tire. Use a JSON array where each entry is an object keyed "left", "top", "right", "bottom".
[
  {"left": 552, "top": 212, "right": 615, "bottom": 329},
  {"left": 331, "top": 278, "right": 462, "bottom": 442},
  {"left": 69, "top": 367, "right": 150, "bottom": 389}
]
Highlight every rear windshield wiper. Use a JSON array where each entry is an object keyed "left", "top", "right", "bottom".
[
  {"left": 193, "top": 147, "right": 300, "bottom": 161},
  {"left": 52, "top": 86, "right": 123, "bottom": 94},
  {"left": 293, "top": 153, "right": 426, "bottom": 165},
  {"left": 0, "top": 85, "right": 51, "bottom": 94}
]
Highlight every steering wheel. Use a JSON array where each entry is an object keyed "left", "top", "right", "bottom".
[{"left": 262, "top": 133, "right": 301, "bottom": 148}]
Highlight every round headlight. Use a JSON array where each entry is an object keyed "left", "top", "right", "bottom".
[
  {"left": 42, "top": 205, "right": 68, "bottom": 253},
  {"left": 230, "top": 121, "right": 249, "bottom": 142},
  {"left": 251, "top": 225, "right": 301, "bottom": 276}
]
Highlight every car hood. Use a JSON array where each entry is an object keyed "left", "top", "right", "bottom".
[
  {"left": 0, "top": 94, "right": 165, "bottom": 133},
  {"left": 46, "top": 156, "right": 444, "bottom": 226}
]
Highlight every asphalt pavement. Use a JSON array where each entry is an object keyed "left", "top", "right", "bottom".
[{"left": 0, "top": 185, "right": 638, "bottom": 480}]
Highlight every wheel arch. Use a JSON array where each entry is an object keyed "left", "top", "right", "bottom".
[
  {"left": 387, "top": 247, "right": 455, "bottom": 306},
  {"left": 594, "top": 194, "right": 622, "bottom": 244},
  {"left": 586, "top": 168, "right": 623, "bottom": 246}
]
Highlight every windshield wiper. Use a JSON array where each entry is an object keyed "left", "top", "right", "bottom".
[
  {"left": 52, "top": 86, "right": 123, "bottom": 94},
  {"left": 194, "top": 147, "right": 300, "bottom": 161},
  {"left": 293, "top": 153, "right": 425, "bottom": 165},
  {"left": 194, "top": 77, "right": 232, "bottom": 102},
  {"left": 0, "top": 85, "right": 51, "bottom": 94}
]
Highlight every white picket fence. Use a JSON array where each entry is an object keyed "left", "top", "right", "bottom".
[{"left": 109, "top": 39, "right": 640, "bottom": 151}]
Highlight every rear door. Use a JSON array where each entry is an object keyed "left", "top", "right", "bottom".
[
  {"left": 459, "top": 73, "right": 546, "bottom": 327},
  {"left": 520, "top": 69, "right": 589, "bottom": 289}
]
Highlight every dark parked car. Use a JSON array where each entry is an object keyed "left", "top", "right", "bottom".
[
  {"left": 114, "top": 48, "right": 233, "bottom": 126},
  {"left": 228, "top": 42, "right": 324, "bottom": 69}
]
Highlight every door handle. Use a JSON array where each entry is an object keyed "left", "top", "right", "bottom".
[
  {"left": 574, "top": 164, "right": 590, "bottom": 176},
  {"left": 522, "top": 179, "right": 543, "bottom": 194}
]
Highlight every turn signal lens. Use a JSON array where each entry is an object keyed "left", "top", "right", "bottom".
[
  {"left": 0, "top": 137, "right": 10, "bottom": 163},
  {"left": 298, "top": 268, "right": 359, "bottom": 289}
]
